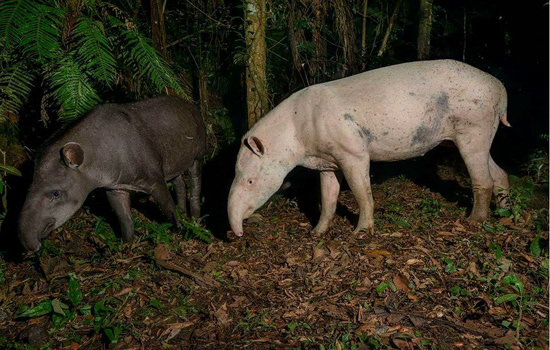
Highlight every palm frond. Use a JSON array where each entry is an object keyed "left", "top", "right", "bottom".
[
  {"left": 48, "top": 57, "right": 100, "bottom": 121},
  {"left": 73, "top": 17, "right": 117, "bottom": 86},
  {"left": 0, "top": 0, "right": 36, "bottom": 46},
  {"left": 0, "top": 63, "right": 34, "bottom": 117},
  {"left": 20, "top": 3, "right": 62, "bottom": 62}
]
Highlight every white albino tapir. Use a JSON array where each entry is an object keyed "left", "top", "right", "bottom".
[
  {"left": 19, "top": 96, "right": 206, "bottom": 252},
  {"left": 227, "top": 60, "right": 511, "bottom": 237}
]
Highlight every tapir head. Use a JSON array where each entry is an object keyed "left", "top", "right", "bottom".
[
  {"left": 228, "top": 136, "right": 289, "bottom": 237},
  {"left": 19, "top": 142, "right": 93, "bottom": 252}
]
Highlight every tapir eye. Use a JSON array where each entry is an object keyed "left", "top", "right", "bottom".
[
  {"left": 50, "top": 191, "right": 61, "bottom": 200},
  {"left": 248, "top": 179, "right": 253, "bottom": 185}
]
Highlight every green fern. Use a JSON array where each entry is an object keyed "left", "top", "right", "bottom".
[
  {"left": 48, "top": 57, "right": 100, "bottom": 121},
  {"left": 114, "top": 19, "right": 185, "bottom": 96},
  {"left": 0, "top": 0, "right": 35, "bottom": 46},
  {"left": 0, "top": 63, "right": 34, "bottom": 117},
  {"left": 73, "top": 17, "right": 117, "bottom": 86},
  {"left": 19, "top": 3, "right": 62, "bottom": 62}
]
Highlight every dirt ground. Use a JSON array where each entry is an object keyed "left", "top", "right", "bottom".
[{"left": 0, "top": 151, "right": 548, "bottom": 350}]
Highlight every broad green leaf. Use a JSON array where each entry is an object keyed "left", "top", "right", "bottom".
[
  {"left": 68, "top": 274, "right": 83, "bottom": 306},
  {"left": 502, "top": 274, "right": 524, "bottom": 294},
  {"left": 16, "top": 300, "right": 52, "bottom": 318},
  {"left": 495, "top": 293, "right": 519, "bottom": 305},
  {"left": 530, "top": 236, "right": 543, "bottom": 257},
  {"left": 0, "top": 165, "right": 21, "bottom": 176},
  {"left": 51, "top": 298, "right": 68, "bottom": 316}
]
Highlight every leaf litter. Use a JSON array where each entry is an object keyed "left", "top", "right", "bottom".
[{"left": 0, "top": 162, "right": 548, "bottom": 349}]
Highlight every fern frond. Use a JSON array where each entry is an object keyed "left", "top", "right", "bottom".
[
  {"left": 20, "top": 3, "right": 62, "bottom": 62},
  {"left": 119, "top": 25, "right": 186, "bottom": 96},
  {"left": 73, "top": 17, "right": 116, "bottom": 86},
  {"left": 48, "top": 57, "right": 100, "bottom": 121},
  {"left": 0, "top": 0, "right": 36, "bottom": 47},
  {"left": 0, "top": 63, "right": 34, "bottom": 117}
]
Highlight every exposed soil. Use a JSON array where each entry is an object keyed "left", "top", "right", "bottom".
[{"left": 0, "top": 151, "right": 548, "bottom": 350}]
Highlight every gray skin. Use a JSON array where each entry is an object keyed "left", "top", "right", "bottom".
[
  {"left": 19, "top": 96, "right": 206, "bottom": 252},
  {"left": 228, "top": 60, "right": 511, "bottom": 237}
]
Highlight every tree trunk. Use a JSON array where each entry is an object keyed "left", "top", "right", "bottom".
[
  {"left": 377, "top": 0, "right": 403, "bottom": 57},
  {"left": 417, "top": 0, "right": 433, "bottom": 60},
  {"left": 244, "top": 0, "right": 268, "bottom": 128},
  {"left": 287, "top": 0, "right": 302, "bottom": 73},
  {"left": 361, "top": 0, "right": 369, "bottom": 59},
  {"left": 311, "top": 0, "right": 327, "bottom": 78},
  {"left": 151, "top": 0, "right": 168, "bottom": 59},
  {"left": 333, "top": 0, "right": 357, "bottom": 73}
]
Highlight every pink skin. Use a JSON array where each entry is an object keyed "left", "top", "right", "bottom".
[{"left": 227, "top": 60, "right": 511, "bottom": 237}]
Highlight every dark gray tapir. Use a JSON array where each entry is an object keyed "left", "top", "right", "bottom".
[{"left": 19, "top": 96, "right": 206, "bottom": 252}]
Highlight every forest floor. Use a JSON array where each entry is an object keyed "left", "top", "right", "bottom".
[{"left": 0, "top": 150, "right": 548, "bottom": 350}]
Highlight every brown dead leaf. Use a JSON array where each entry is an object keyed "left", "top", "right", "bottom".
[
  {"left": 154, "top": 244, "right": 171, "bottom": 261},
  {"left": 393, "top": 274, "right": 411, "bottom": 292},
  {"left": 494, "top": 330, "right": 517, "bottom": 345},
  {"left": 365, "top": 250, "right": 391, "bottom": 258},
  {"left": 391, "top": 337, "right": 414, "bottom": 350},
  {"left": 406, "top": 258, "right": 424, "bottom": 266},
  {"left": 313, "top": 246, "right": 326, "bottom": 260},
  {"left": 214, "top": 303, "right": 231, "bottom": 328},
  {"left": 498, "top": 217, "right": 513, "bottom": 226}
]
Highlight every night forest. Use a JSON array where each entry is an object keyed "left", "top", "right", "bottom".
[{"left": 0, "top": 0, "right": 548, "bottom": 349}]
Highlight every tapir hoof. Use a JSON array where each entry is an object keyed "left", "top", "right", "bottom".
[
  {"left": 311, "top": 223, "right": 329, "bottom": 234},
  {"left": 352, "top": 225, "right": 375, "bottom": 235},
  {"left": 466, "top": 213, "right": 489, "bottom": 224}
]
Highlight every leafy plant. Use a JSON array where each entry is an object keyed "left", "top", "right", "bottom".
[
  {"left": 495, "top": 274, "right": 537, "bottom": 341},
  {"left": 0, "top": 0, "right": 186, "bottom": 121},
  {"left": 495, "top": 176, "right": 534, "bottom": 223}
]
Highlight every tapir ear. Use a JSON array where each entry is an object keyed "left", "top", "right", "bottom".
[
  {"left": 61, "top": 142, "right": 84, "bottom": 169},
  {"left": 246, "top": 136, "right": 265, "bottom": 157}
]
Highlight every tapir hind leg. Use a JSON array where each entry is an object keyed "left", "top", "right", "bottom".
[
  {"left": 312, "top": 170, "right": 343, "bottom": 233},
  {"left": 455, "top": 138, "right": 494, "bottom": 222},
  {"left": 339, "top": 156, "right": 375, "bottom": 234},
  {"left": 149, "top": 181, "right": 180, "bottom": 227},
  {"left": 489, "top": 156, "right": 510, "bottom": 209},
  {"left": 106, "top": 189, "right": 134, "bottom": 242},
  {"left": 188, "top": 160, "right": 202, "bottom": 219},
  {"left": 172, "top": 175, "right": 187, "bottom": 215}
]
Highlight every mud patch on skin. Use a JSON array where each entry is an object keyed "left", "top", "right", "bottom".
[
  {"left": 411, "top": 91, "right": 450, "bottom": 146},
  {"left": 358, "top": 127, "right": 377, "bottom": 144},
  {"left": 343, "top": 113, "right": 355, "bottom": 121}
]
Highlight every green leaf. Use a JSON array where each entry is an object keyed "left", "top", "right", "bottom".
[
  {"left": 376, "top": 282, "right": 392, "bottom": 295},
  {"left": 19, "top": 3, "right": 62, "bottom": 62},
  {"left": 48, "top": 55, "right": 100, "bottom": 121},
  {"left": 0, "top": 0, "right": 37, "bottom": 46},
  {"left": 0, "top": 165, "right": 21, "bottom": 176},
  {"left": 16, "top": 300, "right": 52, "bottom": 318},
  {"left": 0, "top": 63, "right": 34, "bottom": 116},
  {"left": 495, "top": 208, "right": 511, "bottom": 217},
  {"left": 530, "top": 236, "right": 543, "bottom": 257},
  {"left": 73, "top": 17, "right": 116, "bottom": 86},
  {"left": 68, "top": 274, "right": 83, "bottom": 307},
  {"left": 495, "top": 293, "right": 519, "bottom": 305},
  {"left": 502, "top": 274, "right": 524, "bottom": 294},
  {"left": 51, "top": 298, "right": 68, "bottom": 316}
]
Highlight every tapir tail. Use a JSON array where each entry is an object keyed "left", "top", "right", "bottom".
[{"left": 500, "top": 113, "right": 511, "bottom": 127}]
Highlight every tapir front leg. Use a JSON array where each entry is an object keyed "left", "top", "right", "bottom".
[
  {"left": 340, "top": 157, "right": 375, "bottom": 234},
  {"left": 312, "top": 171, "right": 343, "bottom": 233},
  {"left": 106, "top": 190, "right": 134, "bottom": 242},
  {"left": 189, "top": 159, "right": 202, "bottom": 219}
]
